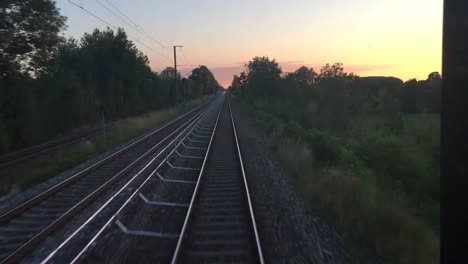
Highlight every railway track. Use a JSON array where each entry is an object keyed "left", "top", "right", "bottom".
[
  {"left": 0, "top": 125, "right": 112, "bottom": 169},
  {"left": 171, "top": 93, "right": 263, "bottom": 263},
  {"left": 0, "top": 97, "right": 216, "bottom": 263},
  {"left": 36, "top": 95, "right": 225, "bottom": 263},
  {"left": 40, "top": 92, "right": 263, "bottom": 264},
  {"left": 0, "top": 93, "right": 263, "bottom": 263}
]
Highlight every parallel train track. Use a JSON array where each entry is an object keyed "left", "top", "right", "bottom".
[
  {"left": 0, "top": 125, "right": 112, "bottom": 169},
  {"left": 0, "top": 97, "right": 215, "bottom": 263},
  {"left": 58, "top": 93, "right": 263, "bottom": 263},
  {"left": 1, "top": 93, "right": 264, "bottom": 263}
]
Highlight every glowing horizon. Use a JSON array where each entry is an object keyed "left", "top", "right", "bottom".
[{"left": 58, "top": 0, "right": 442, "bottom": 88}]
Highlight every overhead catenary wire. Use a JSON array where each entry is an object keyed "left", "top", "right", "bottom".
[
  {"left": 98, "top": 0, "right": 170, "bottom": 50},
  {"left": 180, "top": 47, "right": 198, "bottom": 67},
  {"left": 180, "top": 66, "right": 193, "bottom": 78},
  {"left": 183, "top": 70, "right": 193, "bottom": 78},
  {"left": 103, "top": 0, "right": 137, "bottom": 26},
  {"left": 66, "top": 0, "right": 172, "bottom": 63}
]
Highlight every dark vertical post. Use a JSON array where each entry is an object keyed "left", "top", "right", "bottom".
[
  {"left": 174, "top": 46, "right": 178, "bottom": 105},
  {"left": 442, "top": 0, "right": 468, "bottom": 262},
  {"left": 173, "top": 45, "right": 183, "bottom": 105}
]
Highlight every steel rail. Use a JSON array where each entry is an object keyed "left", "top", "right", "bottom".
[
  {"left": 0, "top": 95, "right": 215, "bottom": 168},
  {"left": 170, "top": 92, "right": 263, "bottom": 263},
  {"left": 0, "top": 98, "right": 212, "bottom": 225},
  {"left": 61, "top": 97, "right": 224, "bottom": 264},
  {"left": 227, "top": 93, "right": 265, "bottom": 264},
  {"left": 0, "top": 98, "right": 216, "bottom": 263},
  {"left": 170, "top": 94, "right": 225, "bottom": 264},
  {"left": 0, "top": 127, "right": 106, "bottom": 169}
]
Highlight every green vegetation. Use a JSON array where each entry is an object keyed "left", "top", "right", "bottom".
[
  {"left": 3, "top": 96, "right": 209, "bottom": 193},
  {"left": 231, "top": 57, "right": 440, "bottom": 263},
  {"left": 0, "top": 0, "right": 222, "bottom": 155}
]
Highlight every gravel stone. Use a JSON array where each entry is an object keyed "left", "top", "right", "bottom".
[{"left": 231, "top": 100, "right": 350, "bottom": 264}]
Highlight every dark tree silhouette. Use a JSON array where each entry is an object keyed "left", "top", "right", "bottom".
[
  {"left": 244, "top": 56, "right": 282, "bottom": 100},
  {"left": 160, "top": 67, "right": 181, "bottom": 80},
  {"left": 0, "top": 0, "right": 66, "bottom": 76},
  {"left": 427, "top": 71, "right": 441, "bottom": 81}
]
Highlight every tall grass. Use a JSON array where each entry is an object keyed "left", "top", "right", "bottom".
[
  {"left": 238, "top": 99, "right": 439, "bottom": 264},
  {"left": 0, "top": 96, "right": 210, "bottom": 193}
]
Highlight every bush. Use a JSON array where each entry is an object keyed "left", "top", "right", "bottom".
[
  {"left": 238, "top": 101, "right": 439, "bottom": 264},
  {"left": 284, "top": 120, "right": 306, "bottom": 140},
  {"left": 305, "top": 129, "right": 342, "bottom": 166},
  {"left": 354, "top": 136, "right": 431, "bottom": 194}
]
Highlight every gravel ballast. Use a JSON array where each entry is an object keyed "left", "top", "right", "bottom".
[
  {"left": 231, "top": 99, "right": 350, "bottom": 264},
  {"left": 0, "top": 99, "right": 211, "bottom": 216}
]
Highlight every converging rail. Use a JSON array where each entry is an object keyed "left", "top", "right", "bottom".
[
  {"left": 0, "top": 97, "right": 216, "bottom": 263},
  {"left": 38, "top": 95, "right": 225, "bottom": 263},
  {"left": 171, "top": 93, "right": 264, "bottom": 263},
  {"left": 14, "top": 93, "right": 262, "bottom": 264}
]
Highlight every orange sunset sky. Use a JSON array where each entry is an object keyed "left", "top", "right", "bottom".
[{"left": 58, "top": 0, "right": 442, "bottom": 87}]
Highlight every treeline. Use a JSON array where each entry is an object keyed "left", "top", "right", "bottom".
[
  {"left": 231, "top": 58, "right": 440, "bottom": 130},
  {"left": 230, "top": 57, "right": 440, "bottom": 263},
  {"left": 0, "top": 1, "right": 222, "bottom": 153}
]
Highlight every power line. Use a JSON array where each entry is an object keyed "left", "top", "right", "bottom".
[
  {"left": 66, "top": 0, "right": 171, "bottom": 63},
  {"left": 178, "top": 65, "right": 191, "bottom": 77},
  {"left": 183, "top": 69, "right": 193, "bottom": 78},
  {"left": 102, "top": 0, "right": 169, "bottom": 50},
  {"left": 96, "top": 0, "right": 140, "bottom": 33},
  {"left": 103, "top": 0, "right": 138, "bottom": 26},
  {"left": 180, "top": 48, "right": 198, "bottom": 67}
]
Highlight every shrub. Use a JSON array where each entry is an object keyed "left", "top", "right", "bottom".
[
  {"left": 354, "top": 136, "right": 430, "bottom": 192},
  {"left": 305, "top": 129, "right": 342, "bottom": 166},
  {"left": 301, "top": 167, "right": 439, "bottom": 264},
  {"left": 236, "top": 99, "right": 439, "bottom": 264},
  {"left": 284, "top": 120, "right": 306, "bottom": 140}
]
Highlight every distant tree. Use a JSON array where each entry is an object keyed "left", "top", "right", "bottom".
[
  {"left": 231, "top": 74, "right": 242, "bottom": 87},
  {"left": 318, "top": 63, "right": 346, "bottom": 79},
  {"left": 399, "top": 79, "right": 420, "bottom": 113},
  {"left": 229, "top": 72, "right": 247, "bottom": 97},
  {"left": 189, "top": 65, "right": 222, "bottom": 95},
  {"left": 246, "top": 57, "right": 282, "bottom": 79},
  {"left": 427, "top": 71, "right": 441, "bottom": 81},
  {"left": 0, "top": 0, "right": 67, "bottom": 77},
  {"left": 425, "top": 72, "right": 442, "bottom": 113},
  {"left": 245, "top": 56, "right": 282, "bottom": 100},
  {"left": 159, "top": 67, "right": 181, "bottom": 80},
  {"left": 285, "top": 66, "right": 317, "bottom": 87},
  {"left": 282, "top": 66, "right": 317, "bottom": 121}
]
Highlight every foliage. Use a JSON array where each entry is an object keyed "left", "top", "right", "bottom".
[
  {"left": 159, "top": 67, "right": 181, "bottom": 80},
  {"left": 0, "top": 2, "right": 221, "bottom": 154},
  {"left": 244, "top": 101, "right": 439, "bottom": 264},
  {"left": 305, "top": 129, "right": 342, "bottom": 166},
  {"left": 188, "top": 65, "right": 223, "bottom": 96},
  {"left": 0, "top": 0, "right": 66, "bottom": 76},
  {"left": 231, "top": 56, "right": 440, "bottom": 264},
  {"left": 3, "top": 95, "right": 210, "bottom": 193},
  {"left": 244, "top": 56, "right": 283, "bottom": 100}
]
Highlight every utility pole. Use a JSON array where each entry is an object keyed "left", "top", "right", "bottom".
[{"left": 173, "top": 45, "right": 183, "bottom": 105}]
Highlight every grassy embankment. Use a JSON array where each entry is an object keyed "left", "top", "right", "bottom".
[
  {"left": 236, "top": 98, "right": 439, "bottom": 264},
  {"left": 0, "top": 96, "right": 211, "bottom": 195}
]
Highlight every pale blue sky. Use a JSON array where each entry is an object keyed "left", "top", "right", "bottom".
[{"left": 57, "top": 0, "right": 442, "bottom": 87}]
